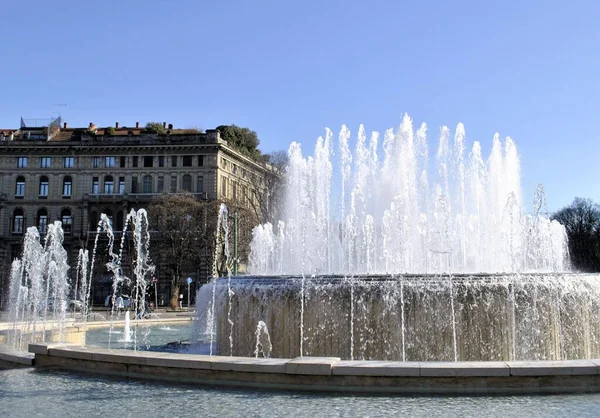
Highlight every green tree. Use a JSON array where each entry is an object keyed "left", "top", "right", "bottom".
[
  {"left": 216, "top": 125, "right": 262, "bottom": 160},
  {"left": 145, "top": 122, "right": 166, "bottom": 134},
  {"left": 553, "top": 197, "right": 600, "bottom": 272}
]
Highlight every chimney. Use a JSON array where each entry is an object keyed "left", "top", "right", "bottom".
[
  {"left": 63, "top": 122, "right": 68, "bottom": 129},
  {"left": 162, "top": 122, "right": 167, "bottom": 129},
  {"left": 115, "top": 122, "right": 120, "bottom": 129},
  {"left": 168, "top": 123, "right": 173, "bottom": 130},
  {"left": 135, "top": 122, "right": 140, "bottom": 128}
]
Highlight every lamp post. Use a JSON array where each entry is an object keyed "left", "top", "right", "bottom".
[{"left": 152, "top": 277, "right": 158, "bottom": 309}]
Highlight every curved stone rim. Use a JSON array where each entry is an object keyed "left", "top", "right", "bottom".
[{"left": 24, "top": 343, "right": 600, "bottom": 395}]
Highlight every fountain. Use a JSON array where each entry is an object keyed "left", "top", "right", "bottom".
[
  {"left": 5, "top": 209, "right": 154, "bottom": 351},
  {"left": 202, "top": 114, "right": 600, "bottom": 362}
]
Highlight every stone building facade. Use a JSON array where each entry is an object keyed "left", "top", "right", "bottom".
[{"left": 0, "top": 121, "right": 269, "bottom": 309}]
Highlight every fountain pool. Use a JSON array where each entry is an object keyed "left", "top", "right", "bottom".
[{"left": 2, "top": 368, "right": 600, "bottom": 417}]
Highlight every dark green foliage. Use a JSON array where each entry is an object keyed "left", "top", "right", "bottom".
[
  {"left": 553, "top": 198, "right": 600, "bottom": 272},
  {"left": 105, "top": 126, "right": 116, "bottom": 136},
  {"left": 216, "top": 125, "right": 262, "bottom": 160},
  {"left": 145, "top": 122, "right": 166, "bottom": 134}
]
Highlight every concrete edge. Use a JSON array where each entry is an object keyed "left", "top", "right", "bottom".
[{"left": 27, "top": 344, "right": 600, "bottom": 378}]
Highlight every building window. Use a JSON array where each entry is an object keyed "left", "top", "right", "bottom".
[
  {"left": 171, "top": 156, "right": 177, "bottom": 168},
  {"left": 196, "top": 176, "right": 204, "bottom": 193},
  {"left": 182, "top": 174, "right": 192, "bottom": 192},
  {"left": 41, "top": 157, "right": 51, "bottom": 168},
  {"left": 104, "top": 175, "right": 114, "bottom": 194},
  {"left": 12, "top": 209, "right": 25, "bottom": 234},
  {"left": 198, "top": 155, "right": 204, "bottom": 167},
  {"left": 132, "top": 156, "right": 139, "bottom": 168},
  {"left": 105, "top": 156, "right": 115, "bottom": 168},
  {"left": 92, "top": 177, "right": 99, "bottom": 194},
  {"left": 221, "top": 176, "right": 227, "bottom": 197},
  {"left": 120, "top": 156, "right": 126, "bottom": 168},
  {"left": 119, "top": 177, "right": 125, "bottom": 194},
  {"left": 39, "top": 176, "right": 49, "bottom": 197},
  {"left": 15, "top": 176, "right": 26, "bottom": 198},
  {"left": 132, "top": 176, "right": 139, "bottom": 193},
  {"left": 63, "top": 176, "right": 72, "bottom": 197},
  {"left": 144, "top": 156, "right": 153, "bottom": 168},
  {"left": 17, "top": 157, "right": 28, "bottom": 168},
  {"left": 61, "top": 209, "right": 72, "bottom": 235},
  {"left": 64, "top": 157, "right": 75, "bottom": 168},
  {"left": 157, "top": 176, "right": 164, "bottom": 193},
  {"left": 37, "top": 209, "right": 48, "bottom": 234},
  {"left": 183, "top": 156, "right": 192, "bottom": 167},
  {"left": 158, "top": 156, "right": 165, "bottom": 167},
  {"left": 93, "top": 157, "right": 100, "bottom": 168},
  {"left": 170, "top": 176, "right": 177, "bottom": 192},
  {"left": 143, "top": 175, "right": 153, "bottom": 193},
  {"left": 232, "top": 180, "right": 237, "bottom": 200}
]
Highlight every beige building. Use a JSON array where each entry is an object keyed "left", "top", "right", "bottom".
[{"left": 0, "top": 119, "right": 269, "bottom": 308}]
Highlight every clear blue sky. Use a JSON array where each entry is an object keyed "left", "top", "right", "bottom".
[{"left": 1, "top": 0, "right": 598, "bottom": 211}]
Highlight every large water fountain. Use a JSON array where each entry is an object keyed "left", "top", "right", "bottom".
[{"left": 203, "top": 114, "right": 600, "bottom": 362}]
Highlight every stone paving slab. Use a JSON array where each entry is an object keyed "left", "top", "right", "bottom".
[
  {"left": 144, "top": 352, "right": 212, "bottom": 369},
  {"left": 211, "top": 357, "right": 289, "bottom": 373},
  {"left": 420, "top": 361, "right": 511, "bottom": 377},
  {"left": 506, "top": 360, "right": 599, "bottom": 376},
  {"left": 0, "top": 343, "right": 34, "bottom": 366},
  {"left": 333, "top": 360, "right": 420, "bottom": 377},
  {"left": 285, "top": 356, "right": 341, "bottom": 375}
]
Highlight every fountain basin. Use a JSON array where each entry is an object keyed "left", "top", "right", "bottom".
[{"left": 207, "top": 274, "right": 600, "bottom": 361}]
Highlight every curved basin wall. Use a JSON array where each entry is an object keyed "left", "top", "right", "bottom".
[{"left": 207, "top": 274, "right": 600, "bottom": 361}]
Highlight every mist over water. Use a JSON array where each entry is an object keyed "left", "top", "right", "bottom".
[{"left": 250, "top": 114, "right": 568, "bottom": 275}]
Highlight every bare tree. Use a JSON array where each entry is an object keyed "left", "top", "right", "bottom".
[
  {"left": 149, "top": 194, "right": 219, "bottom": 309},
  {"left": 247, "top": 150, "right": 288, "bottom": 225},
  {"left": 553, "top": 197, "right": 600, "bottom": 272}
]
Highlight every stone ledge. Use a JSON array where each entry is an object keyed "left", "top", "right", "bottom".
[
  {"left": 333, "top": 360, "right": 420, "bottom": 377},
  {"left": 420, "top": 361, "right": 510, "bottom": 377},
  {"left": 506, "top": 360, "right": 599, "bottom": 376},
  {"left": 211, "top": 357, "right": 289, "bottom": 374},
  {"left": 285, "top": 357, "right": 341, "bottom": 375}
]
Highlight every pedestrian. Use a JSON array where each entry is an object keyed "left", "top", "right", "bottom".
[{"left": 179, "top": 293, "right": 183, "bottom": 309}]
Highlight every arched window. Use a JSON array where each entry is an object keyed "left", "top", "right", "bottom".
[
  {"left": 39, "top": 176, "right": 49, "bottom": 197},
  {"left": 89, "top": 211, "right": 98, "bottom": 231},
  {"left": 182, "top": 174, "right": 192, "bottom": 192},
  {"left": 37, "top": 208, "right": 48, "bottom": 234},
  {"left": 63, "top": 176, "right": 72, "bottom": 197},
  {"left": 142, "top": 175, "right": 153, "bottom": 194},
  {"left": 15, "top": 176, "right": 25, "bottom": 197},
  {"left": 104, "top": 175, "right": 114, "bottom": 194},
  {"left": 61, "top": 208, "right": 72, "bottom": 235},
  {"left": 12, "top": 208, "right": 25, "bottom": 234}
]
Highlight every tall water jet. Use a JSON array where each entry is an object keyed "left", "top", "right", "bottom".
[
  {"left": 7, "top": 222, "right": 70, "bottom": 349},
  {"left": 250, "top": 115, "right": 569, "bottom": 275}
]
